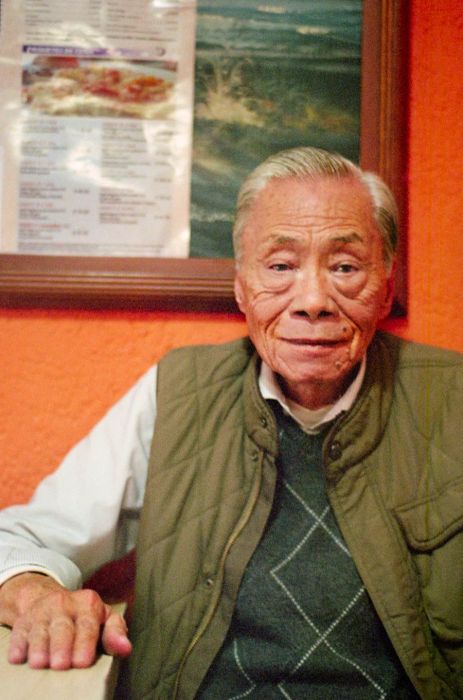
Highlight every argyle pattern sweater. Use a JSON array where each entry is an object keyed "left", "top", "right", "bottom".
[{"left": 197, "top": 404, "right": 418, "bottom": 698}]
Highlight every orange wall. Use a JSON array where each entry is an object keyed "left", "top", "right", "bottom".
[{"left": 0, "top": 0, "right": 462, "bottom": 508}]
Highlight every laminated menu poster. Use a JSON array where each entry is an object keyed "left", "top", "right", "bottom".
[{"left": 0, "top": 0, "right": 196, "bottom": 257}]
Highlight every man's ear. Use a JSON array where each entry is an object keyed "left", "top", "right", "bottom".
[
  {"left": 234, "top": 272, "right": 246, "bottom": 314},
  {"left": 379, "top": 260, "right": 396, "bottom": 319}
]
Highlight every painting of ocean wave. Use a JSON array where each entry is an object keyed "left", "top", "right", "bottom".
[{"left": 190, "top": 0, "right": 362, "bottom": 258}]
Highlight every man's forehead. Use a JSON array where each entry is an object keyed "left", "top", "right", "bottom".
[
  {"left": 254, "top": 175, "right": 374, "bottom": 215},
  {"left": 331, "top": 232, "right": 365, "bottom": 245},
  {"left": 244, "top": 176, "right": 379, "bottom": 241},
  {"left": 258, "top": 229, "right": 368, "bottom": 249}
]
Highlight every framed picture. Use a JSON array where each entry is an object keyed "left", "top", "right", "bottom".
[{"left": 0, "top": 0, "right": 408, "bottom": 313}]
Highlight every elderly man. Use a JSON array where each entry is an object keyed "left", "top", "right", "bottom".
[{"left": 0, "top": 147, "right": 461, "bottom": 699}]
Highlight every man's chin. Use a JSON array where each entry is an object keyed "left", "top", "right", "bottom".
[{"left": 273, "top": 346, "right": 357, "bottom": 388}]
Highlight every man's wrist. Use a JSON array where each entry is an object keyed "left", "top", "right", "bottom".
[
  {"left": 0, "top": 572, "right": 66, "bottom": 625},
  {"left": 0, "top": 566, "right": 66, "bottom": 589}
]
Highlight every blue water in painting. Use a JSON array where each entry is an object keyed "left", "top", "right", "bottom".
[{"left": 190, "top": 0, "right": 362, "bottom": 257}]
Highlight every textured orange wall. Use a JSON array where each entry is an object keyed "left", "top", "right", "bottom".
[
  {"left": 393, "top": 0, "right": 463, "bottom": 350},
  {"left": 0, "top": 0, "right": 462, "bottom": 509}
]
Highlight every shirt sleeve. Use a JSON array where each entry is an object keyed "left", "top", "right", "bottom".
[{"left": 0, "top": 365, "right": 157, "bottom": 590}]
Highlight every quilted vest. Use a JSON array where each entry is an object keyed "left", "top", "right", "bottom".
[
  {"left": 129, "top": 337, "right": 279, "bottom": 699},
  {"left": 128, "top": 333, "right": 463, "bottom": 700}
]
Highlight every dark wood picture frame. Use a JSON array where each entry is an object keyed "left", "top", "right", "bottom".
[{"left": 0, "top": 0, "right": 408, "bottom": 313}]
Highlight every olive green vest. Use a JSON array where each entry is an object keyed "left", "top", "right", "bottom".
[{"left": 128, "top": 333, "right": 463, "bottom": 700}]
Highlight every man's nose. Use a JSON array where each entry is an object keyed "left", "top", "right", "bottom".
[{"left": 288, "top": 268, "right": 335, "bottom": 320}]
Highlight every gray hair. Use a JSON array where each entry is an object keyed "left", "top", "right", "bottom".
[{"left": 233, "top": 146, "right": 398, "bottom": 269}]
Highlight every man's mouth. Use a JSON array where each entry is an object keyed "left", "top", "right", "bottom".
[{"left": 282, "top": 338, "right": 345, "bottom": 346}]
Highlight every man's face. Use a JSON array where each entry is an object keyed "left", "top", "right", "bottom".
[{"left": 234, "top": 176, "right": 394, "bottom": 409}]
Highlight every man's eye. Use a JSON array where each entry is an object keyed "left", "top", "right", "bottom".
[
  {"left": 334, "top": 263, "right": 358, "bottom": 274},
  {"left": 269, "top": 263, "right": 291, "bottom": 272}
]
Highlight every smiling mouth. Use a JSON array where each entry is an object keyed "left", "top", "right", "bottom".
[{"left": 283, "top": 338, "right": 345, "bottom": 346}]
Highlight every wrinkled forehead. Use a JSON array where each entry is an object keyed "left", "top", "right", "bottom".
[{"left": 240, "top": 176, "right": 380, "bottom": 247}]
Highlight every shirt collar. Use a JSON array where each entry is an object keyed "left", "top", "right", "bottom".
[{"left": 258, "top": 356, "right": 366, "bottom": 434}]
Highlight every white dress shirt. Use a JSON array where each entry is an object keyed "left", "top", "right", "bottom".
[{"left": 0, "top": 355, "right": 365, "bottom": 589}]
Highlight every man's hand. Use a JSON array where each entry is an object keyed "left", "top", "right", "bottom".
[{"left": 0, "top": 573, "right": 132, "bottom": 670}]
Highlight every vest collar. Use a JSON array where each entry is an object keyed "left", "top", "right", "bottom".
[
  {"left": 242, "top": 350, "right": 280, "bottom": 458},
  {"left": 323, "top": 332, "right": 398, "bottom": 482}
]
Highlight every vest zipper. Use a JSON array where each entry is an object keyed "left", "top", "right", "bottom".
[{"left": 172, "top": 448, "right": 265, "bottom": 699}]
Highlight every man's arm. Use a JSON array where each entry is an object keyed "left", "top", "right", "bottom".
[
  {"left": 0, "top": 573, "right": 131, "bottom": 669},
  {"left": 0, "top": 365, "right": 158, "bottom": 667}
]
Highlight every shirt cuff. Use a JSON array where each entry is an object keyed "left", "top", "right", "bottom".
[{"left": 0, "top": 565, "right": 68, "bottom": 588}]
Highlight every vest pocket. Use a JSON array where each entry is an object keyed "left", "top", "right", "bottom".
[{"left": 394, "top": 476, "right": 463, "bottom": 644}]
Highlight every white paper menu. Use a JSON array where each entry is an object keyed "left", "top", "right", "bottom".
[{"left": 0, "top": 0, "right": 196, "bottom": 257}]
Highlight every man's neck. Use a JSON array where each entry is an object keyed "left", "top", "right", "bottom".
[{"left": 259, "top": 357, "right": 366, "bottom": 434}]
